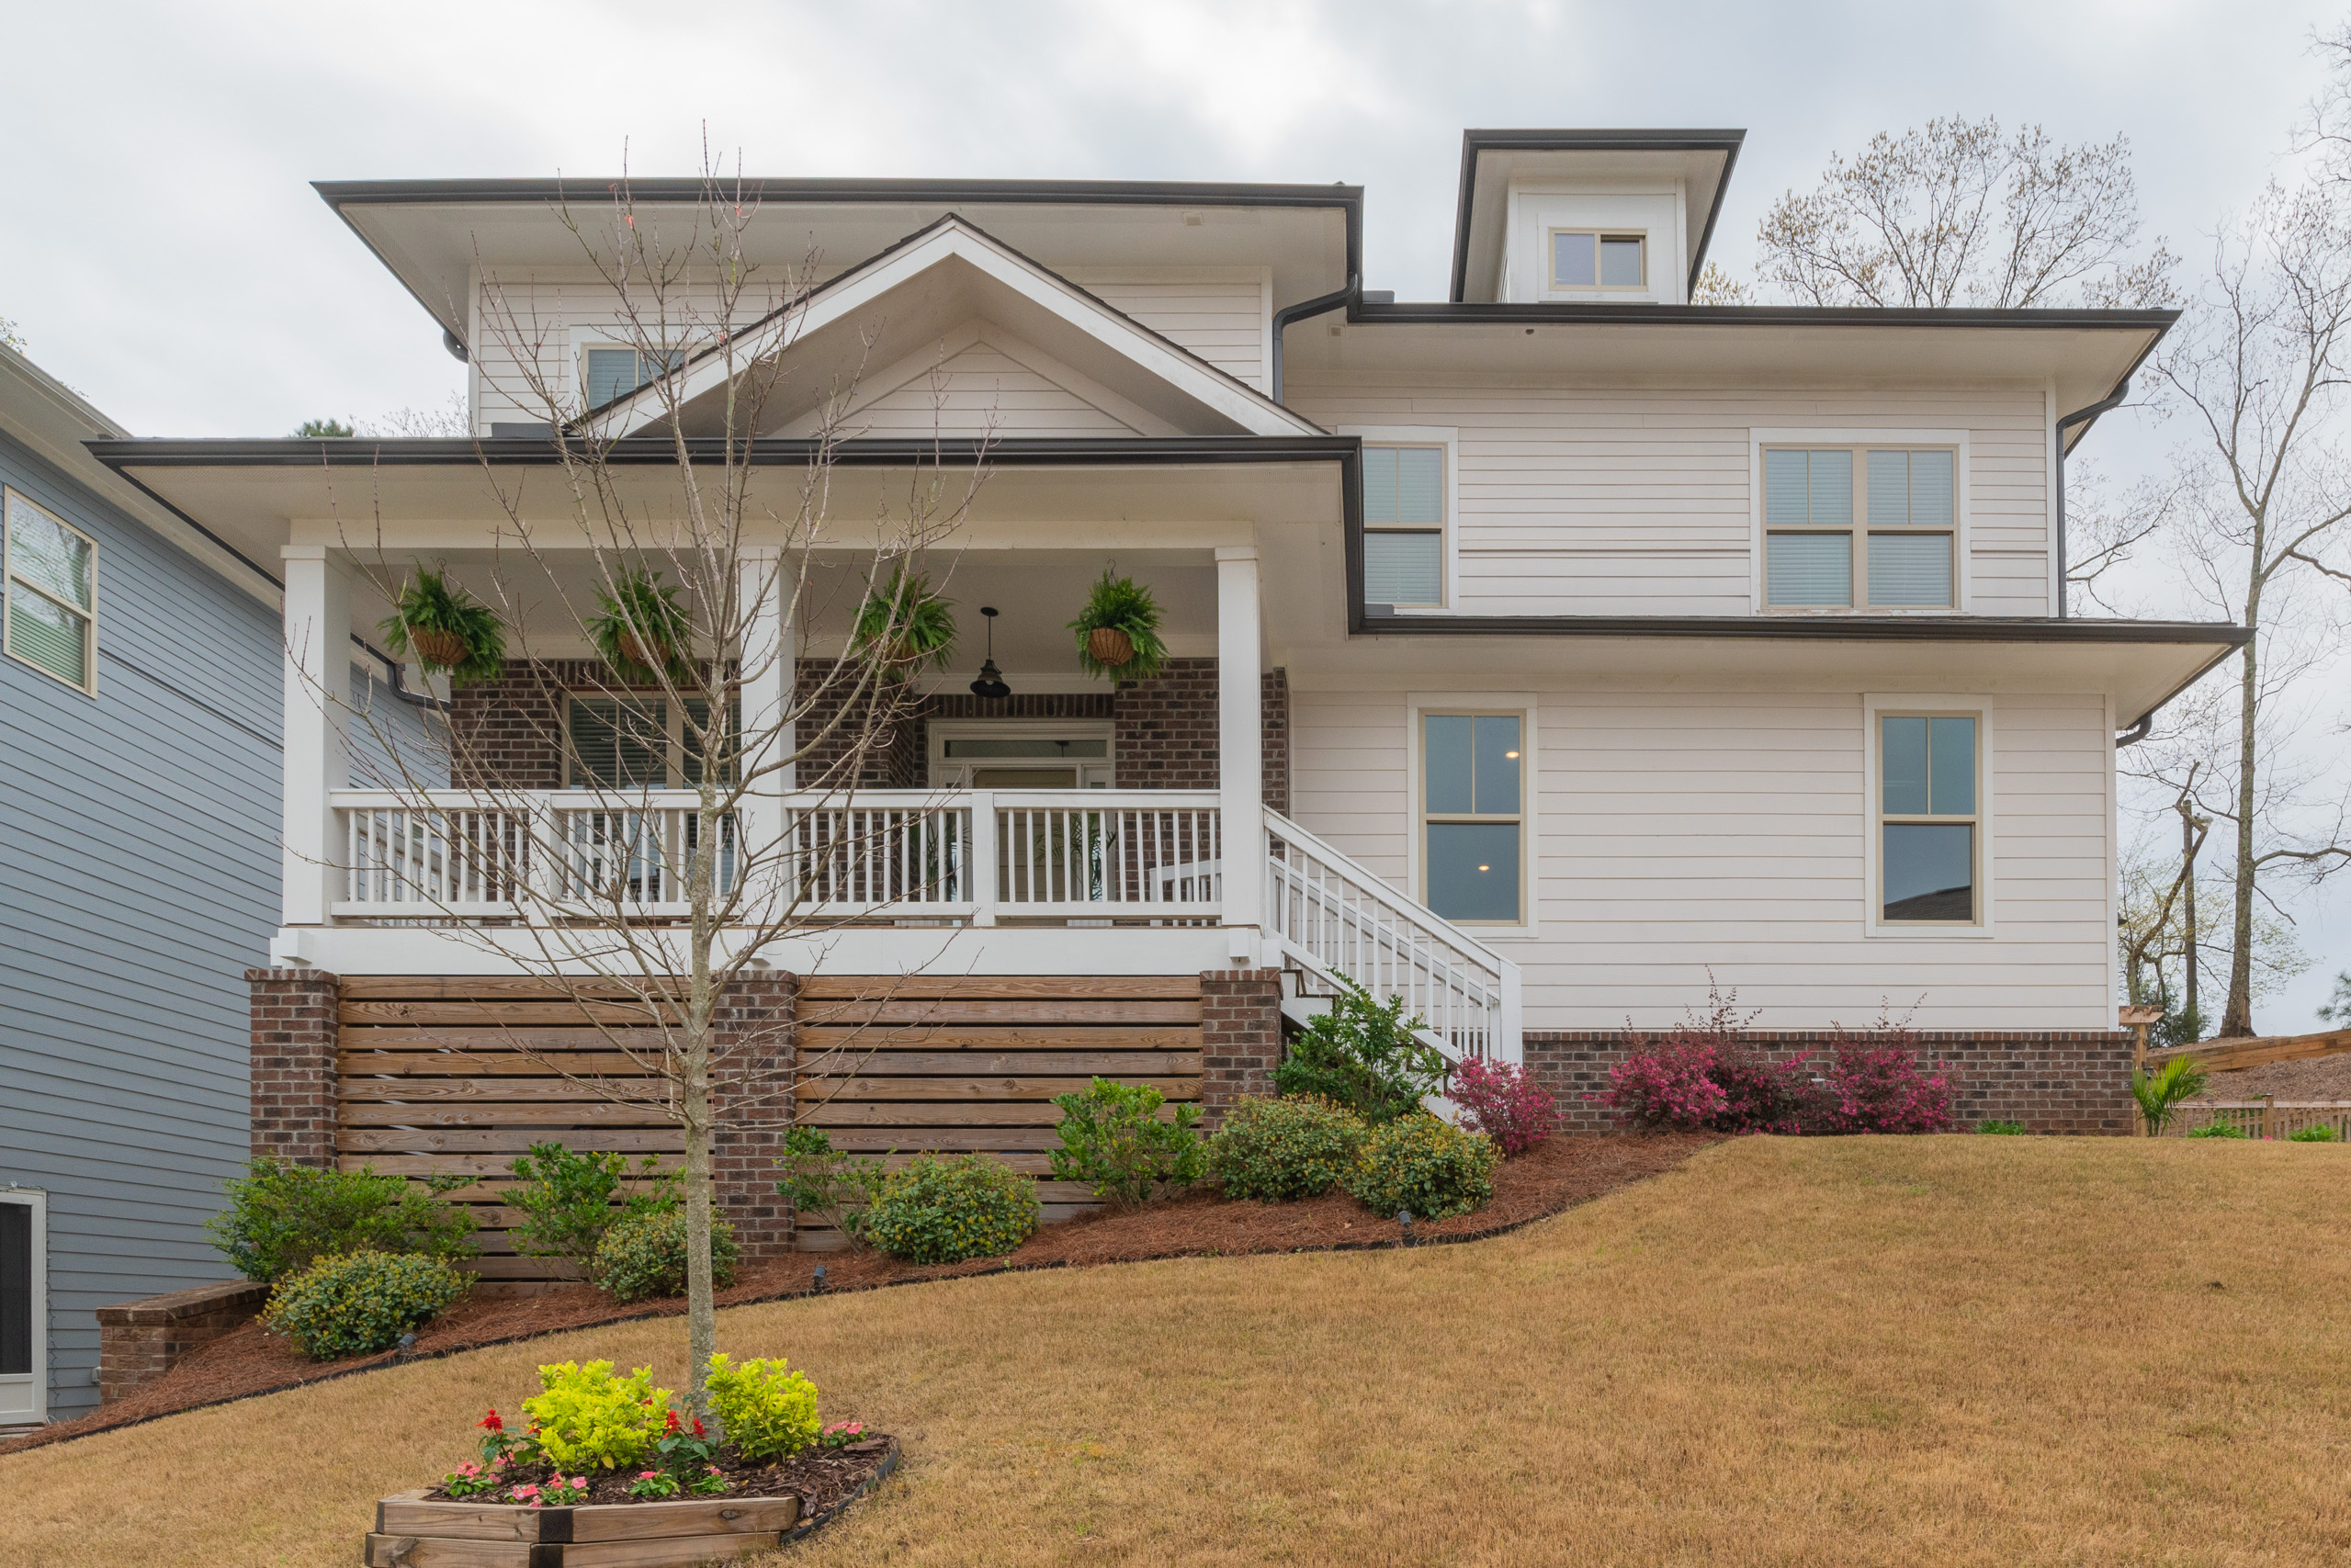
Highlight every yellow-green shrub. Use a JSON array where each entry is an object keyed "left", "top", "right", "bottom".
[
  {"left": 259, "top": 1249, "right": 470, "bottom": 1360},
  {"left": 860, "top": 1153, "right": 1038, "bottom": 1264},
  {"left": 1340, "top": 1113, "right": 1499, "bottom": 1221},
  {"left": 523, "top": 1359, "right": 673, "bottom": 1472},
  {"left": 705, "top": 1352, "right": 821, "bottom": 1461}
]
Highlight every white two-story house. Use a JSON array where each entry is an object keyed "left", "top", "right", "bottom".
[{"left": 91, "top": 130, "right": 2238, "bottom": 1262}]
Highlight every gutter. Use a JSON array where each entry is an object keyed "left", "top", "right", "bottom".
[
  {"left": 2052, "top": 377, "right": 2134, "bottom": 619},
  {"left": 1271, "top": 275, "right": 1359, "bottom": 403}
]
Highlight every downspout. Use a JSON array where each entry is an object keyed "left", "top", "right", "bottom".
[
  {"left": 1270, "top": 274, "right": 1359, "bottom": 405},
  {"left": 2114, "top": 714, "right": 2153, "bottom": 749},
  {"left": 2052, "top": 378, "right": 2132, "bottom": 620}
]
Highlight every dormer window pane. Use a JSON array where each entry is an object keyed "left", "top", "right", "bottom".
[
  {"left": 1599, "top": 235, "right": 1645, "bottom": 287},
  {"left": 583, "top": 346, "right": 684, "bottom": 408},
  {"left": 1552, "top": 231, "right": 1597, "bottom": 288}
]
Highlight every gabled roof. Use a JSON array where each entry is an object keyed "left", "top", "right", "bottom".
[
  {"left": 594, "top": 214, "right": 1322, "bottom": 441},
  {"left": 1449, "top": 129, "right": 1745, "bottom": 303}
]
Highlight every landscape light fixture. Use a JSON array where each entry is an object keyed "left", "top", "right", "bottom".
[{"left": 969, "top": 605, "right": 1011, "bottom": 699}]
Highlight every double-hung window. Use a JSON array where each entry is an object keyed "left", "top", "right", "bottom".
[
  {"left": 1879, "top": 714, "right": 1979, "bottom": 924},
  {"left": 1764, "top": 446, "right": 1956, "bottom": 610},
  {"left": 567, "top": 696, "right": 738, "bottom": 789},
  {"left": 1362, "top": 444, "right": 1445, "bottom": 607},
  {"left": 1421, "top": 712, "right": 1522, "bottom": 923},
  {"left": 1550, "top": 230, "right": 1647, "bottom": 289},
  {"left": 5, "top": 489, "right": 96, "bottom": 693},
  {"left": 582, "top": 345, "right": 685, "bottom": 408}
]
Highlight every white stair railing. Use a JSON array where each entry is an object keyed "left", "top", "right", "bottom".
[{"left": 1263, "top": 808, "right": 1521, "bottom": 1064}]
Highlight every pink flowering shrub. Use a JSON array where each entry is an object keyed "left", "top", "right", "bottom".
[
  {"left": 1599, "top": 1039, "right": 1728, "bottom": 1131},
  {"left": 1814, "top": 1023, "right": 1954, "bottom": 1134},
  {"left": 1447, "top": 1057, "right": 1561, "bottom": 1155}
]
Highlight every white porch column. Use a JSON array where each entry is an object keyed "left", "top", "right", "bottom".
[
  {"left": 280, "top": 546, "right": 351, "bottom": 928},
  {"left": 737, "top": 547, "right": 792, "bottom": 898},
  {"left": 1216, "top": 545, "right": 1265, "bottom": 957}
]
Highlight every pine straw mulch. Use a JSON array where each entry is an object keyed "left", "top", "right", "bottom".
[
  {"left": 2200, "top": 1055, "right": 2351, "bottom": 1101},
  {"left": 0, "top": 1132, "right": 1716, "bottom": 1457}
]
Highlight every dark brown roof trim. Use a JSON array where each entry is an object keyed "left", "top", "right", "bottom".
[
  {"left": 1354, "top": 608, "right": 2247, "bottom": 646},
  {"left": 85, "top": 434, "right": 1362, "bottom": 470},
  {"left": 1448, "top": 130, "right": 1746, "bottom": 302},
  {"left": 1355, "top": 299, "right": 2181, "bottom": 330}
]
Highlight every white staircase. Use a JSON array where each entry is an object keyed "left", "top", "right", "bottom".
[{"left": 1261, "top": 808, "right": 1521, "bottom": 1065}]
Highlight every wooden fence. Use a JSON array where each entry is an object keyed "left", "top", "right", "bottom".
[
  {"left": 2164, "top": 1099, "right": 2351, "bottom": 1140},
  {"left": 2145, "top": 1026, "right": 2351, "bottom": 1072}
]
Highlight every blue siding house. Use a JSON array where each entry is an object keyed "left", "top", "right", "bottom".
[{"left": 0, "top": 345, "right": 433, "bottom": 1425}]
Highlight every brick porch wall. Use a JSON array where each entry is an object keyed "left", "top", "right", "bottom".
[
  {"left": 711, "top": 973, "right": 799, "bottom": 1258},
  {"left": 1198, "top": 969, "right": 1283, "bottom": 1126},
  {"left": 1524, "top": 1029, "right": 2137, "bottom": 1135},
  {"left": 96, "top": 1280, "right": 270, "bottom": 1405},
  {"left": 247, "top": 968, "right": 340, "bottom": 1166}
]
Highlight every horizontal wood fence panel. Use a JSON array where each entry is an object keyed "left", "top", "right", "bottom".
[
  {"left": 339, "top": 1101, "right": 680, "bottom": 1129},
  {"left": 805, "top": 998, "right": 1201, "bottom": 1025},
  {"left": 339, "top": 976, "right": 666, "bottom": 1000},
  {"left": 338, "top": 1127, "right": 685, "bottom": 1155},
  {"left": 799, "top": 1051, "right": 1204, "bottom": 1077},
  {"left": 339, "top": 1051, "right": 667, "bottom": 1078},
  {"left": 338, "top": 1077, "right": 675, "bottom": 1105},
  {"left": 797, "top": 1076, "right": 1198, "bottom": 1102},
  {"left": 796, "top": 975, "right": 1202, "bottom": 1000},
  {"left": 821, "top": 1126, "right": 1109, "bottom": 1154},
  {"left": 340, "top": 1027, "right": 675, "bottom": 1052},
  {"left": 796, "top": 1025, "right": 1198, "bottom": 1052},
  {"left": 340, "top": 1156, "right": 685, "bottom": 1182},
  {"left": 341, "top": 1000, "right": 676, "bottom": 1027}
]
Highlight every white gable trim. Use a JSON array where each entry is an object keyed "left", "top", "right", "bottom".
[
  {"left": 777, "top": 320, "right": 1181, "bottom": 439},
  {"left": 596, "top": 218, "right": 1318, "bottom": 440}
]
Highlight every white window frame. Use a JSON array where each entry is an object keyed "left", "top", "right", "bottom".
[
  {"left": 1547, "top": 228, "right": 1650, "bottom": 291},
  {"left": 926, "top": 719, "right": 1115, "bottom": 788},
  {"left": 0, "top": 1187, "right": 48, "bottom": 1427},
  {"left": 563, "top": 694, "right": 736, "bottom": 790},
  {"left": 1407, "top": 691, "right": 1538, "bottom": 937},
  {"left": 1344, "top": 426, "right": 1459, "bottom": 613},
  {"left": 1862, "top": 693, "right": 1995, "bottom": 939},
  {"left": 3, "top": 487, "right": 97, "bottom": 696},
  {"left": 576, "top": 341, "right": 683, "bottom": 412},
  {"left": 1749, "top": 429, "right": 1972, "bottom": 615}
]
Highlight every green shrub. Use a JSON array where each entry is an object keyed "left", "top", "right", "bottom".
[
  {"left": 1273, "top": 980, "right": 1449, "bottom": 1123},
  {"left": 1341, "top": 1114, "right": 1499, "bottom": 1222},
  {"left": 2131, "top": 1055, "right": 2211, "bottom": 1135},
  {"left": 773, "top": 1127, "right": 889, "bottom": 1249},
  {"left": 861, "top": 1154, "right": 1039, "bottom": 1264},
  {"left": 1205, "top": 1095, "right": 1368, "bottom": 1201},
  {"left": 525, "top": 1359, "right": 674, "bottom": 1472},
  {"left": 1049, "top": 1078, "right": 1205, "bottom": 1208},
  {"left": 705, "top": 1353, "right": 821, "bottom": 1461},
  {"left": 2187, "top": 1121, "right": 2252, "bottom": 1139},
  {"left": 590, "top": 1208, "right": 739, "bottom": 1303},
  {"left": 209, "top": 1159, "right": 475, "bottom": 1283},
  {"left": 260, "top": 1250, "right": 471, "bottom": 1359},
  {"left": 1976, "top": 1120, "right": 2028, "bottom": 1135},
  {"left": 2289, "top": 1123, "right": 2342, "bottom": 1143},
  {"left": 508, "top": 1144, "right": 677, "bottom": 1274}
]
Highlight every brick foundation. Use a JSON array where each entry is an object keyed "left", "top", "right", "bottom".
[
  {"left": 247, "top": 967, "right": 340, "bottom": 1166},
  {"left": 711, "top": 973, "right": 799, "bottom": 1258},
  {"left": 1523, "top": 1029, "right": 2137, "bottom": 1135},
  {"left": 1199, "top": 969, "right": 1283, "bottom": 1125},
  {"left": 95, "top": 1280, "right": 270, "bottom": 1405}
]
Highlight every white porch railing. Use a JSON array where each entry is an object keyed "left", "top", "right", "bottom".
[
  {"left": 330, "top": 789, "right": 1220, "bottom": 924},
  {"left": 1263, "top": 808, "right": 1522, "bottom": 1064}
]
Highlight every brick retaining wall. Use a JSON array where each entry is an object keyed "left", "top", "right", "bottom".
[
  {"left": 711, "top": 973, "right": 798, "bottom": 1258},
  {"left": 1523, "top": 1029, "right": 2137, "bottom": 1135},
  {"left": 1198, "top": 969, "right": 1282, "bottom": 1126},
  {"left": 247, "top": 968, "right": 340, "bottom": 1166},
  {"left": 95, "top": 1280, "right": 270, "bottom": 1405}
]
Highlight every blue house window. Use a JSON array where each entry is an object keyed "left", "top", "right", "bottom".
[{"left": 5, "top": 488, "right": 96, "bottom": 694}]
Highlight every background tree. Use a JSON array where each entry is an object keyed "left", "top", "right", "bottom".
[{"left": 314, "top": 156, "right": 990, "bottom": 1415}]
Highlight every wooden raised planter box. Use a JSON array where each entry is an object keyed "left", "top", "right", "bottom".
[{"left": 365, "top": 1492, "right": 802, "bottom": 1567}]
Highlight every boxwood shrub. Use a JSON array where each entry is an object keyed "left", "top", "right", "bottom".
[
  {"left": 860, "top": 1154, "right": 1039, "bottom": 1264},
  {"left": 260, "top": 1249, "right": 471, "bottom": 1359},
  {"left": 1341, "top": 1114, "right": 1499, "bottom": 1222},
  {"left": 1204, "top": 1095, "right": 1368, "bottom": 1201},
  {"left": 591, "top": 1208, "right": 740, "bottom": 1303}
]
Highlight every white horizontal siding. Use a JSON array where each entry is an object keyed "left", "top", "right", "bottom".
[
  {"left": 1288, "top": 683, "right": 2111, "bottom": 1031},
  {"left": 1066, "top": 270, "right": 1268, "bottom": 392},
  {"left": 852, "top": 344, "right": 1139, "bottom": 436},
  {"left": 1288, "top": 380, "right": 2052, "bottom": 616}
]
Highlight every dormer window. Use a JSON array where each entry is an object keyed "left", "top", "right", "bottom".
[
  {"left": 582, "top": 346, "right": 684, "bottom": 409},
  {"left": 1550, "top": 231, "right": 1647, "bottom": 291}
]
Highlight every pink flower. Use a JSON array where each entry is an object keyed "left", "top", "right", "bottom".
[
  {"left": 512, "top": 1483, "right": 538, "bottom": 1497},
  {"left": 639, "top": 1471, "right": 659, "bottom": 1480}
]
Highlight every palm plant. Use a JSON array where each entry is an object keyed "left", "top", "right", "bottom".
[
  {"left": 1068, "top": 569, "right": 1167, "bottom": 682},
  {"left": 379, "top": 569, "right": 505, "bottom": 686},
  {"left": 589, "top": 570, "right": 694, "bottom": 684},
  {"left": 853, "top": 566, "right": 956, "bottom": 676},
  {"left": 2131, "top": 1054, "right": 2212, "bottom": 1135}
]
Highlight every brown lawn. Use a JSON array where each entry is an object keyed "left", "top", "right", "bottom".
[{"left": 6, "top": 1135, "right": 2347, "bottom": 1566}]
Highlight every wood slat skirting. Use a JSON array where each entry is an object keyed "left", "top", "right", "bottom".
[
  {"left": 339, "top": 1155, "right": 686, "bottom": 1180},
  {"left": 339, "top": 1027, "right": 674, "bottom": 1051},
  {"left": 803, "top": 998, "right": 1201, "bottom": 1025},
  {"left": 337, "top": 976, "right": 670, "bottom": 1000},
  {"left": 796, "top": 1025, "right": 1198, "bottom": 1052},
  {"left": 798, "top": 1102, "right": 1184, "bottom": 1128},
  {"left": 795, "top": 1076, "right": 1198, "bottom": 1101},
  {"left": 338, "top": 1102, "right": 678, "bottom": 1129},
  {"left": 341, "top": 1000, "right": 675, "bottom": 1027},
  {"left": 337, "top": 1077, "right": 676, "bottom": 1104},
  {"left": 798, "top": 1050, "right": 1204, "bottom": 1077},
  {"left": 337, "top": 1128, "right": 684, "bottom": 1154},
  {"left": 339, "top": 1052, "right": 666, "bottom": 1078},
  {"left": 796, "top": 975, "right": 1201, "bottom": 1000}
]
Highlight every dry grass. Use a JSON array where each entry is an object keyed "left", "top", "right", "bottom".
[{"left": 8, "top": 1136, "right": 2349, "bottom": 1567}]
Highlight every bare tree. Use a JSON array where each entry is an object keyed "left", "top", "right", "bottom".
[
  {"left": 2132, "top": 175, "right": 2351, "bottom": 1037},
  {"left": 1744, "top": 117, "right": 2172, "bottom": 309},
  {"left": 311, "top": 156, "right": 991, "bottom": 1412}
]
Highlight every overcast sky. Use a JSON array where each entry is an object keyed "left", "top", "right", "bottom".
[{"left": 6, "top": 0, "right": 2344, "bottom": 1025}]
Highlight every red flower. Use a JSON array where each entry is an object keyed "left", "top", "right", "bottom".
[
  {"left": 478, "top": 1409, "right": 504, "bottom": 1433},
  {"left": 691, "top": 1416, "right": 706, "bottom": 1438},
  {"left": 664, "top": 1410, "right": 682, "bottom": 1434}
]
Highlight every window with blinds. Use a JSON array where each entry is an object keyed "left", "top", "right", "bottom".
[
  {"left": 1763, "top": 446, "right": 1956, "bottom": 611},
  {"left": 1362, "top": 444, "right": 1445, "bottom": 607},
  {"left": 5, "top": 488, "right": 96, "bottom": 694},
  {"left": 582, "top": 346, "right": 686, "bottom": 408},
  {"left": 567, "top": 696, "right": 740, "bottom": 788}
]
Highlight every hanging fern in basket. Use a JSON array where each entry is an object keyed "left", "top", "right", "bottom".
[
  {"left": 590, "top": 570, "right": 695, "bottom": 685},
  {"left": 853, "top": 567, "right": 957, "bottom": 677},
  {"left": 379, "top": 569, "right": 505, "bottom": 686},
  {"left": 1068, "top": 570, "right": 1166, "bottom": 682}
]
